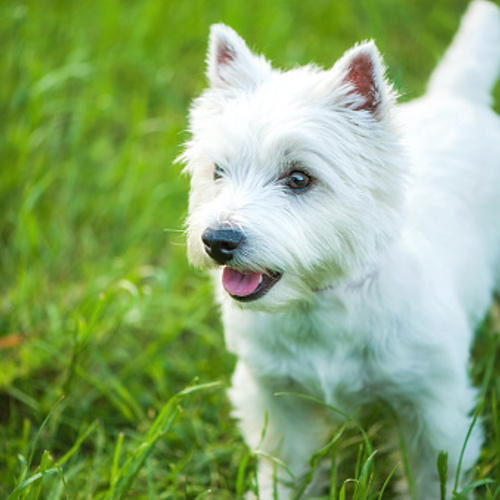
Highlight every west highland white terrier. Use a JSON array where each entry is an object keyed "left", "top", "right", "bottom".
[{"left": 180, "top": 1, "right": 500, "bottom": 498}]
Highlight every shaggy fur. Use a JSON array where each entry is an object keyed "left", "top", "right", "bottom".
[{"left": 180, "top": 1, "right": 500, "bottom": 498}]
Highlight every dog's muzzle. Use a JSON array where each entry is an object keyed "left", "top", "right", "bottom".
[
  {"left": 201, "top": 227, "right": 282, "bottom": 301},
  {"left": 202, "top": 227, "right": 244, "bottom": 265}
]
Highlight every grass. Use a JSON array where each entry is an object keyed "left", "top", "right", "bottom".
[{"left": 1, "top": 0, "right": 499, "bottom": 498}]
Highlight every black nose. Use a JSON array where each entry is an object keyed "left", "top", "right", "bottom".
[{"left": 202, "top": 228, "right": 244, "bottom": 265}]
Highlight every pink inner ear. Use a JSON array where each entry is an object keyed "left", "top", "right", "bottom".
[
  {"left": 217, "top": 42, "right": 235, "bottom": 66},
  {"left": 345, "top": 53, "right": 379, "bottom": 112}
]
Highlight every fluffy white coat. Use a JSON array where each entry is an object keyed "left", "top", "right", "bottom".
[{"left": 181, "top": 1, "right": 500, "bottom": 498}]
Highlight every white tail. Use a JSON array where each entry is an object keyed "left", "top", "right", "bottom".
[{"left": 427, "top": 0, "right": 500, "bottom": 107}]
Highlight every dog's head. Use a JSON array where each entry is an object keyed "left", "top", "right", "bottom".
[{"left": 180, "top": 25, "right": 405, "bottom": 311}]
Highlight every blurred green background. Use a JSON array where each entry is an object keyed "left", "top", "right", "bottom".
[{"left": 1, "top": 0, "right": 499, "bottom": 498}]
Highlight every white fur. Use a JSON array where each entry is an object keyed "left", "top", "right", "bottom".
[{"left": 181, "top": 1, "right": 500, "bottom": 498}]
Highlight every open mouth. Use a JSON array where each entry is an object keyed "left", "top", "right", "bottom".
[{"left": 222, "top": 267, "right": 282, "bottom": 302}]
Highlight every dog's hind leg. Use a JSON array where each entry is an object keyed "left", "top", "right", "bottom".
[{"left": 229, "top": 361, "right": 331, "bottom": 499}]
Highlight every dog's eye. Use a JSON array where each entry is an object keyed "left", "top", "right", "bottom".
[
  {"left": 287, "top": 171, "right": 312, "bottom": 192},
  {"left": 213, "top": 164, "right": 225, "bottom": 180}
]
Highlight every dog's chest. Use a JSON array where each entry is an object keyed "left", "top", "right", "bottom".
[{"left": 224, "top": 299, "right": 384, "bottom": 408}]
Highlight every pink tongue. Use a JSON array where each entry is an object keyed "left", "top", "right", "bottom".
[{"left": 222, "top": 267, "right": 262, "bottom": 297}]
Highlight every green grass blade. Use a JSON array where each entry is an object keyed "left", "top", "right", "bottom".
[
  {"left": 108, "top": 432, "right": 124, "bottom": 498},
  {"left": 106, "top": 382, "right": 222, "bottom": 499},
  {"left": 492, "top": 390, "right": 500, "bottom": 459},
  {"left": 8, "top": 397, "right": 65, "bottom": 498},
  {"left": 236, "top": 452, "right": 253, "bottom": 497},
  {"left": 352, "top": 450, "right": 377, "bottom": 500},
  {"left": 437, "top": 450, "right": 448, "bottom": 500},
  {"left": 458, "top": 478, "right": 495, "bottom": 496},
  {"left": 294, "top": 418, "right": 351, "bottom": 497},
  {"left": 7, "top": 469, "right": 59, "bottom": 500},
  {"left": 56, "top": 420, "right": 98, "bottom": 467},
  {"left": 110, "top": 407, "right": 180, "bottom": 498},
  {"left": 253, "top": 450, "right": 295, "bottom": 482},
  {"left": 387, "top": 407, "right": 416, "bottom": 500},
  {"left": 27, "top": 397, "right": 64, "bottom": 471},
  {"left": 378, "top": 462, "right": 400, "bottom": 499},
  {"left": 453, "top": 398, "right": 485, "bottom": 493},
  {"left": 275, "top": 392, "right": 372, "bottom": 453}
]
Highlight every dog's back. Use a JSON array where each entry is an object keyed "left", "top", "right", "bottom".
[{"left": 399, "top": 0, "right": 500, "bottom": 314}]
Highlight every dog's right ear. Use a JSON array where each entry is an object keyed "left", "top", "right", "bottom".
[
  {"left": 207, "top": 24, "right": 272, "bottom": 90},
  {"left": 331, "top": 41, "right": 396, "bottom": 120}
]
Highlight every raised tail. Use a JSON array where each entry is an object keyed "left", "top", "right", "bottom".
[{"left": 427, "top": 0, "right": 500, "bottom": 107}]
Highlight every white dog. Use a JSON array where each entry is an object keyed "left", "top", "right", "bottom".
[{"left": 180, "top": 1, "right": 500, "bottom": 498}]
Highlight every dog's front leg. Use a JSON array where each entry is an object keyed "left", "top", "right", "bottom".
[
  {"left": 398, "top": 378, "right": 483, "bottom": 500},
  {"left": 229, "top": 360, "right": 330, "bottom": 499}
]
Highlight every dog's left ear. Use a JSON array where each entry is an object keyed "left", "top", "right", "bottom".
[
  {"left": 333, "top": 41, "right": 394, "bottom": 118},
  {"left": 207, "top": 24, "right": 272, "bottom": 90}
]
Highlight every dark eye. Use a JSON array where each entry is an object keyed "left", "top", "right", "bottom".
[
  {"left": 287, "top": 170, "right": 312, "bottom": 192},
  {"left": 213, "top": 164, "right": 225, "bottom": 180}
]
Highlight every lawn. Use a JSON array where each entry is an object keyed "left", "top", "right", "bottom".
[{"left": 1, "top": 0, "right": 499, "bottom": 498}]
